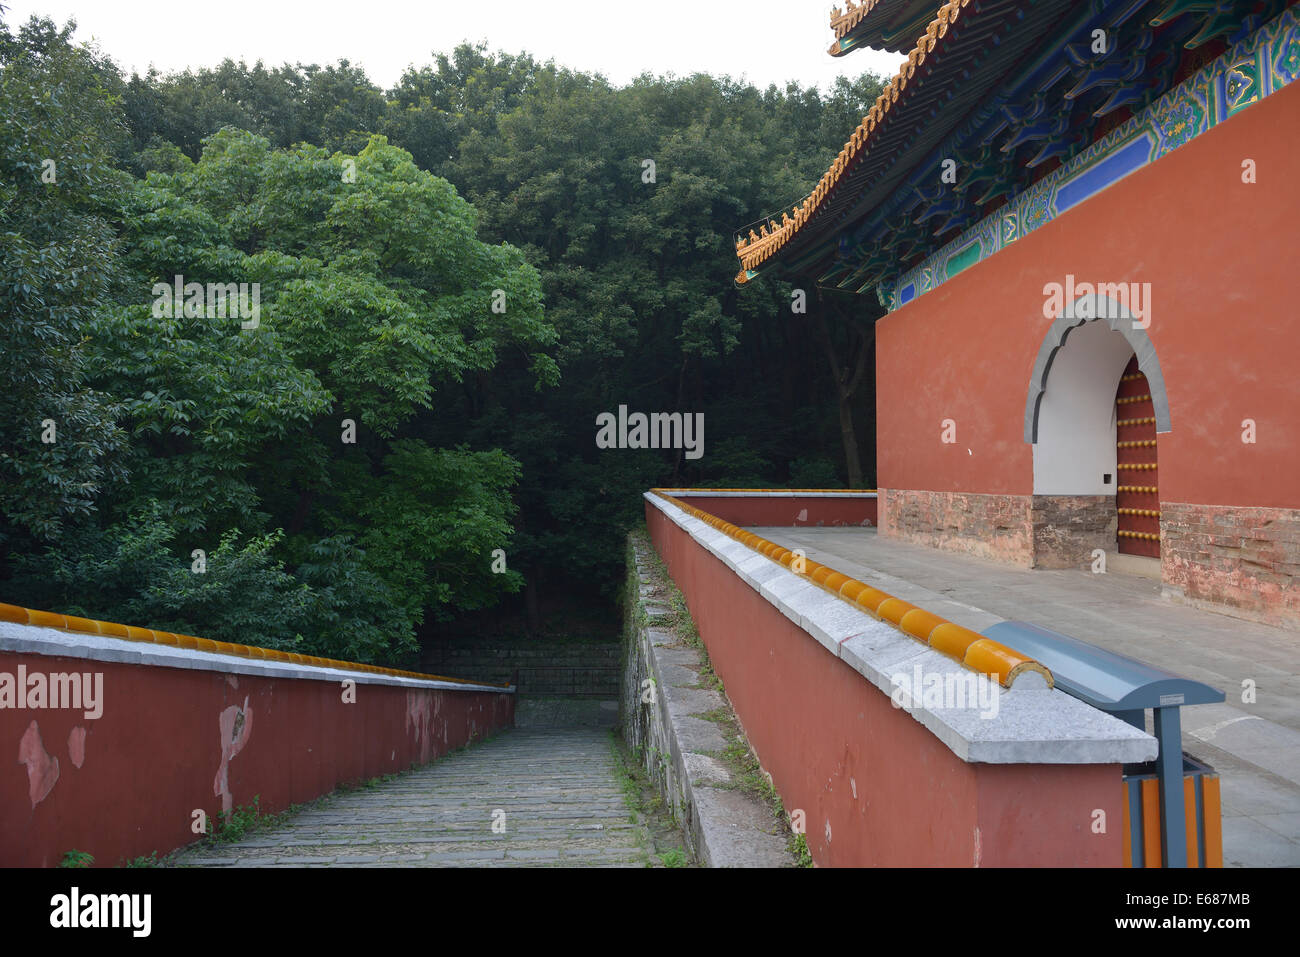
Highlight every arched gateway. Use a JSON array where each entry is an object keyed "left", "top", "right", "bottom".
[
  {"left": 1024, "top": 293, "right": 1171, "bottom": 562},
  {"left": 1024, "top": 293, "right": 1171, "bottom": 446}
]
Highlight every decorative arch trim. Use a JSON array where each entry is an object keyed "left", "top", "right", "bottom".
[{"left": 1024, "top": 293, "right": 1171, "bottom": 444}]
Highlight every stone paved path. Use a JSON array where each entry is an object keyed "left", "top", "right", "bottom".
[{"left": 170, "top": 729, "right": 652, "bottom": 867}]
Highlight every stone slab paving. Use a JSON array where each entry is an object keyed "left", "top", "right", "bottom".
[
  {"left": 169, "top": 729, "right": 651, "bottom": 867},
  {"left": 754, "top": 526, "right": 1300, "bottom": 867}
]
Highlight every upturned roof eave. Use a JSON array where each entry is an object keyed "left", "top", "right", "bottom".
[
  {"left": 829, "top": 0, "right": 945, "bottom": 56},
  {"left": 735, "top": 0, "right": 976, "bottom": 285}
]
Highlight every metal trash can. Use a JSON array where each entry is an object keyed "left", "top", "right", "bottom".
[
  {"left": 1122, "top": 752, "right": 1222, "bottom": 867},
  {"left": 982, "top": 621, "right": 1225, "bottom": 868}
]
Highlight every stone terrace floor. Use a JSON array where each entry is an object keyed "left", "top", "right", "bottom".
[
  {"left": 754, "top": 526, "right": 1300, "bottom": 868},
  {"left": 169, "top": 729, "right": 654, "bottom": 867}
]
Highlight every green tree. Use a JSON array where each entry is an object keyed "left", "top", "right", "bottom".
[
  {"left": 0, "top": 14, "right": 129, "bottom": 543},
  {"left": 59, "top": 128, "right": 555, "bottom": 658},
  {"left": 4, "top": 16, "right": 892, "bottom": 647}
]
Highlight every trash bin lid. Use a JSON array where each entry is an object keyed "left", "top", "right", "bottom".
[{"left": 981, "top": 621, "right": 1224, "bottom": 712}]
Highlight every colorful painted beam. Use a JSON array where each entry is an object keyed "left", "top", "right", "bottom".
[{"left": 884, "top": 5, "right": 1299, "bottom": 311}]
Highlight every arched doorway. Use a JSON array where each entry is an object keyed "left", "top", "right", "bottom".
[
  {"left": 1115, "top": 357, "right": 1160, "bottom": 558},
  {"left": 1023, "top": 293, "right": 1172, "bottom": 569},
  {"left": 1029, "top": 319, "right": 1133, "bottom": 496},
  {"left": 1025, "top": 294, "right": 1171, "bottom": 447}
]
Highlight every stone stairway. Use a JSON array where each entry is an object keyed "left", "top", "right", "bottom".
[{"left": 169, "top": 729, "right": 652, "bottom": 867}]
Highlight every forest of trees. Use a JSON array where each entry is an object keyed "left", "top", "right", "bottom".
[{"left": 0, "top": 12, "right": 887, "bottom": 664}]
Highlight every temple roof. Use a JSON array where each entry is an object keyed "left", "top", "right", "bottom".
[
  {"left": 736, "top": 0, "right": 998, "bottom": 283},
  {"left": 739, "top": 0, "right": 1282, "bottom": 291},
  {"left": 829, "top": 0, "right": 945, "bottom": 56}
]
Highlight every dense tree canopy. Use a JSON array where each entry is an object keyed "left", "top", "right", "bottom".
[
  {"left": 0, "top": 12, "right": 886, "bottom": 660},
  {"left": 0, "top": 16, "right": 128, "bottom": 541}
]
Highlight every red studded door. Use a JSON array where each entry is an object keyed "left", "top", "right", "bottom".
[{"left": 1115, "top": 356, "right": 1160, "bottom": 558}]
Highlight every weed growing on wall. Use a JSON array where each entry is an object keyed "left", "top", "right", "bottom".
[{"left": 628, "top": 529, "right": 807, "bottom": 866}]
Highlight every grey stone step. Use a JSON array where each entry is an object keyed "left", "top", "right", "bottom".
[{"left": 168, "top": 729, "right": 653, "bottom": 868}]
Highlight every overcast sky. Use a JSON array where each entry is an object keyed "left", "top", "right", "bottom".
[{"left": 4, "top": 0, "right": 902, "bottom": 92}]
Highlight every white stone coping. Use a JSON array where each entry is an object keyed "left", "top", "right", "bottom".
[
  {"left": 656, "top": 489, "right": 877, "bottom": 499},
  {"left": 0, "top": 621, "right": 513, "bottom": 694},
  {"left": 645, "top": 492, "right": 1156, "bottom": 765}
]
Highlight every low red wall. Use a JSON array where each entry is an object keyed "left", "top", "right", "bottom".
[
  {"left": 646, "top": 500, "right": 1122, "bottom": 866},
  {"left": 664, "top": 494, "right": 876, "bottom": 528},
  {"left": 1, "top": 649, "right": 513, "bottom": 867}
]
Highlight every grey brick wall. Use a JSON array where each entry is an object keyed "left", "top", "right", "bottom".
[{"left": 420, "top": 641, "right": 622, "bottom": 697}]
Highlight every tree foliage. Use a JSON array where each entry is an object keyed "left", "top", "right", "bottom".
[
  {"left": 0, "top": 16, "right": 128, "bottom": 541},
  {"left": 0, "top": 13, "right": 887, "bottom": 655}
]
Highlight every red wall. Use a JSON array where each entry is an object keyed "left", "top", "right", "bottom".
[
  {"left": 646, "top": 501, "right": 1122, "bottom": 866},
  {"left": 667, "top": 495, "right": 876, "bottom": 528},
  {"left": 1, "top": 649, "right": 513, "bottom": 867},
  {"left": 877, "top": 80, "right": 1300, "bottom": 509}
]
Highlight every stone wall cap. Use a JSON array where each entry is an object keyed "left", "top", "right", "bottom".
[
  {"left": 0, "top": 621, "right": 513, "bottom": 694},
  {"left": 645, "top": 491, "right": 1156, "bottom": 765}
]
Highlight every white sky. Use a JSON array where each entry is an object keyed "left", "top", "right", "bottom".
[{"left": 4, "top": 0, "right": 901, "bottom": 92}]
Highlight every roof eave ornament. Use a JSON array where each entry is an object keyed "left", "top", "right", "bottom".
[{"left": 735, "top": 0, "right": 972, "bottom": 273}]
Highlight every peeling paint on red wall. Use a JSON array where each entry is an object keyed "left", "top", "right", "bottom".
[
  {"left": 0, "top": 647, "right": 514, "bottom": 867},
  {"left": 214, "top": 696, "right": 253, "bottom": 816},
  {"left": 67, "top": 727, "right": 86, "bottom": 769},
  {"left": 406, "top": 690, "right": 434, "bottom": 763},
  {"left": 17, "top": 721, "right": 58, "bottom": 808}
]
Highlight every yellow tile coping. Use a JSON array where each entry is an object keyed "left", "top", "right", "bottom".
[
  {"left": 649, "top": 489, "right": 1053, "bottom": 689},
  {"left": 0, "top": 602, "right": 512, "bottom": 689}
]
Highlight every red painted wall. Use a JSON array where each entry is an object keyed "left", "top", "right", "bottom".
[
  {"left": 646, "top": 501, "right": 1123, "bottom": 866},
  {"left": 877, "top": 80, "right": 1300, "bottom": 509},
  {"left": 1, "top": 649, "right": 513, "bottom": 867},
  {"left": 667, "top": 495, "right": 876, "bottom": 528}
]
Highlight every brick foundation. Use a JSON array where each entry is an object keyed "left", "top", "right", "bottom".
[
  {"left": 1161, "top": 502, "right": 1300, "bottom": 631},
  {"left": 881, "top": 491, "right": 1300, "bottom": 628},
  {"left": 1031, "top": 495, "right": 1117, "bottom": 569},
  {"left": 880, "top": 489, "right": 1117, "bottom": 570},
  {"left": 879, "top": 489, "right": 1034, "bottom": 567}
]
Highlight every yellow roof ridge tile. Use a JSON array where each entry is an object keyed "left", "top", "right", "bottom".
[
  {"left": 830, "top": 0, "right": 891, "bottom": 40},
  {"left": 735, "top": 0, "right": 971, "bottom": 284}
]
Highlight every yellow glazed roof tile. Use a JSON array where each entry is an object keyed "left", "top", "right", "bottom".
[
  {"left": 735, "top": 0, "right": 972, "bottom": 283},
  {"left": 830, "top": 0, "right": 891, "bottom": 39}
]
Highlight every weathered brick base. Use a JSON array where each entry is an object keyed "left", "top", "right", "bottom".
[
  {"left": 882, "top": 491, "right": 1300, "bottom": 628},
  {"left": 1161, "top": 502, "right": 1300, "bottom": 631},
  {"left": 1031, "top": 495, "right": 1117, "bottom": 569},
  {"left": 879, "top": 489, "right": 1034, "bottom": 567},
  {"left": 879, "top": 489, "right": 1116, "bottom": 570}
]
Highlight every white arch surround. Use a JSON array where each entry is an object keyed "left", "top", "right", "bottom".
[
  {"left": 1025, "top": 293, "right": 1171, "bottom": 497},
  {"left": 1024, "top": 293, "right": 1172, "bottom": 444}
]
